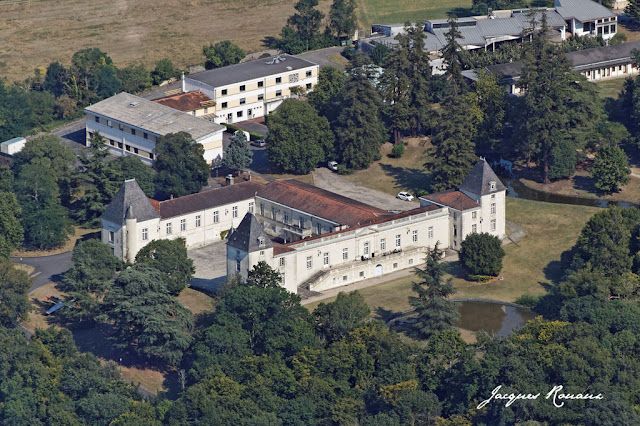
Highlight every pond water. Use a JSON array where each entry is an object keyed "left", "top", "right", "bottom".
[
  {"left": 454, "top": 300, "right": 536, "bottom": 338},
  {"left": 506, "top": 179, "right": 637, "bottom": 209}
]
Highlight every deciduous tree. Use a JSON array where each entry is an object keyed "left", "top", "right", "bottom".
[
  {"left": 313, "top": 291, "right": 370, "bottom": 343},
  {"left": 459, "top": 232, "right": 505, "bottom": 277},
  {"left": 329, "top": 0, "right": 357, "bottom": 40},
  {"left": 202, "top": 41, "right": 246, "bottom": 70},
  {"left": 591, "top": 144, "right": 630, "bottom": 193},
  {"left": 0, "top": 192, "right": 22, "bottom": 260},
  {"left": 287, "top": 0, "right": 325, "bottom": 51},
  {"left": 0, "top": 261, "right": 32, "bottom": 327},
  {"left": 110, "top": 155, "right": 156, "bottom": 197},
  {"left": 308, "top": 65, "right": 346, "bottom": 120},
  {"left": 135, "top": 238, "right": 195, "bottom": 295}
]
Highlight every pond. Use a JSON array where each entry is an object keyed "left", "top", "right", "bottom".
[
  {"left": 506, "top": 179, "right": 637, "bottom": 209},
  {"left": 454, "top": 300, "right": 536, "bottom": 338}
]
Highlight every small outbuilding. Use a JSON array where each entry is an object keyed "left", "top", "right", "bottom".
[{"left": 0, "top": 137, "right": 27, "bottom": 156}]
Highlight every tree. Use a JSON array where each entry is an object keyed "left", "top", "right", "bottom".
[
  {"left": 266, "top": 99, "right": 334, "bottom": 174},
  {"left": 626, "top": 0, "right": 640, "bottom": 21},
  {"left": 0, "top": 192, "right": 23, "bottom": 260},
  {"left": 329, "top": 0, "right": 357, "bottom": 40},
  {"left": 55, "top": 94, "right": 77, "bottom": 119},
  {"left": 409, "top": 243, "right": 459, "bottom": 339},
  {"left": 245, "top": 261, "right": 282, "bottom": 289},
  {"left": 333, "top": 58, "right": 387, "bottom": 170},
  {"left": 223, "top": 131, "right": 253, "bottom": 171},
  {"left": 287, "top": 0, "right": 325, "bottom": 51},
  {"left": 442, "top": 17, "right": 464, "bottom": 88},
  {"left": 12, "top": 135, "right": 76, "bottom": 205},
  {"left": 0, "top": 261, "right": 32, "bottom": 327},
  {"left": 405, "top": 24, "right": 434, "bottom": 135},
  {"left": 116, "top": 64, "right": 152, "bottom": 94},
  {"left": 308, "top": 65, "right": 346, "bottom": 120},
  {"left": 135, "top": 238, "right": 195, "bottom": 295},
  {"left": 426, "top": 95, "right": 477, "bottom": 192},
  {"left": 0, "top": 165, "right": 13, "bottom": 192},
  {"left": 152, "top": 58, "right": 175, "bottom": 85},
  {"left": 202, "top": 41, "right": 246, "bottom": 70},
  {"left": 62, "top": 239, "right": 121, "bottom": 296},
  {"left": 313, "top": 291, "right": 370, "bottom": 343},
  {"left": 43, "top": 61, "right": 70, "bottom": 98},
  {"left": 548, "top": 138, "right": 577, "bottom": 180},
  {"left": 591, "top": 145, "right": 630, "bottom": 193},
  {"left": 110, "top": 155, "right": 156, "bottom": 197},
  {"left": 459, "top": 233, "right": 505, "bottom": 277},
  {"left": 370, "top": 43, "right": 390, "bottom": 66},
  {"left": 91, "top": 65, "right": 121, "bottom": 99},
  {"left": 153, "top": 132, "right": 210, "bottom": 200},
  {"left": 466, "top": 69, "right": 506, "bottom": 145},
  {"left": 102, "top": 265, "right": 193, "bottom": 365}
]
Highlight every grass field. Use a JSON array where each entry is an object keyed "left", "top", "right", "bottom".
[
  {"left": 305, "top": 198, "right": 600, "bottom": 316},
  {"left": 355, "top": 0, "right": 473, "bottom": 27},
  {"left": 0, "top": 0, "right": 333, "bottom": 81},
  {"left": 595, "top": 78, "right": 627, "bottom": 99}
]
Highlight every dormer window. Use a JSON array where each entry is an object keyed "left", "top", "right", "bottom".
[
  {"left": 258, "top": 237, "right": 265, "bottom": 248},
  {"left": 489, "top": 181, "right": 496, "bottom": 190}
]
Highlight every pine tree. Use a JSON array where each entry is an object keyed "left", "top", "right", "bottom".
[
  {"left": 329, "top": 0, "right": 357, "bottom": 41},
  {"left": 333, "top": 56, "right": 387, "bottom": 169},
  {"left": 409, "top": 243, "right": 459, "bottom": 339},
  {"left": 426, "top": 94, "right": 477, "bottom": 192},
  {"left": 442, "top": 17, "right": 464, "bottom": 89},
  {"left": 406, "top": 24, "right": 434, "bottom": 135},
  {"left": 287, "top": 0, "right": 325, "bottom": 51},
  {"left": 223, "top": 131, "right": 253, "bottom": 172},
  {"left": 626, "top": 0, "right": 640, "bottom": 21}
]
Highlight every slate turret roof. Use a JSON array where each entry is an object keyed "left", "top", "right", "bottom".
[
  {"left": 102, "top": 179, "right": 161, "bottom": 225},
  {"left": 227, "top": 213, "right": 273, "bottom": 253},
  {"left": 459, "top": 159, "right": 507, "bottom": 197}
]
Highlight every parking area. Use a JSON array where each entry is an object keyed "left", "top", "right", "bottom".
[
  {"left": 188, "top": 241, "right": 228, "bottom": 292},
  {"left": 313, "top": 168, "right": 420, "bottom": 212}
]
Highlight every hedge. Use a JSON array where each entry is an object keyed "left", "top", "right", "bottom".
[
  {"left": 222, "top": 123, "right": 264, "bottom": 141},
  {"left": 467, "top": 274, "right": 492, "bottom": 282}
]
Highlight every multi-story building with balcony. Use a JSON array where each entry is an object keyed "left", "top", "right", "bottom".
[
  {"left": 85, "top": 92, "right": 225, "bottom": 164},
  {"left": 180, "top": 54, "right": 319, "bottom": 124}
]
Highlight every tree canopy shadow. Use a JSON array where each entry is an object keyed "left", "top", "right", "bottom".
[
  {"left": 262, "top": 36, "right": 278, "bottom": 49},
  {"left": 447, "top": 7, "right": 474, "bottom": 18},
  {"left": 379, "top": 163, "right": 430, "bottom": 194},
  {"left": 573, "top": 174, "right": 598, "bottom": 194},
  {"left": 374, "top": 306, "right": 395, "bottom": 321}
]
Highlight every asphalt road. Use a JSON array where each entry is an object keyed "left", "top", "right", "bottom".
[
  {"left": 297, "top": 46, "right": 347, "bottom": 69},
  {"left": 12, "top": 252, "right": 73, "bottom": 293}
]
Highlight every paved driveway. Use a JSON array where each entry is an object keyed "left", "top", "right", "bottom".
[
  {"left": 188, "top": 241, "right": 228, "bottom": 292},
  {"left": 12, "top": 252, "right": 73, "bottom": 294},
  {"left": 297, "top": 46, "right": 347, "bottom": 69},
  {"left": 313, "top": 168, "right": 420, "bottom": 212}
]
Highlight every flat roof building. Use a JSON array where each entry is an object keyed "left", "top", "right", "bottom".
[{"left": 85, "top": 92, "right": 225, "bottom": 164}]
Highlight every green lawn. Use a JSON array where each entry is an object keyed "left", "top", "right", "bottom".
[
  {"left": 595, "top": 78, "right": 627, "bottom": 99},
  {"left": 306, "top": 198, "right": 600, "bottom": 317},
  {"left": 356, "top": 0, "right": 473, "bottom": 26}
]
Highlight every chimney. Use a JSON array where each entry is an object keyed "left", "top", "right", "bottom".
[
  {"left": 226, "top": 174, "right": 234, "bottom": 186},
  {"left": 248, "top": 170, "right": 252, "bottom": 181},
  {"left": 181, "top": 72, "right": 186, "bottom": 93},
  {"left": 170, "top": 194, "right": 174, "bottom": 200}
]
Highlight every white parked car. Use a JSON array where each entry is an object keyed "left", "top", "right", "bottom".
[
  {"left": 397, "top": 191, "right": 414, "bottom": 201},
  {"left": 328, "top": 161, "right": 339, "bottom": 171}
]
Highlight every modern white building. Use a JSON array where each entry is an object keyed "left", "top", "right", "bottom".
[
  {"left": 85, "top": 92, "right": 226, "bottom": 164},
  {"left": 555, "top": 0, "right": 618, "bottom": 39},
  {"left": 0, "top": 137, "right": 26, "bottom": 155},
  {"left": 102, "top": 159, "right": 507, "bottom": 294},
  {"left": 181, "top": 54, "right": 319, "bottom": 124}
]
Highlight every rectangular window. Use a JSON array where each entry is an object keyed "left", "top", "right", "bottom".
[
  {"left": 316, "top": 223, "right": 322, "bottom": 235},
  {"left": 454, "top": 225, "right": 457, "bottom": 237},
  {"left": 143, "top": 132, "right": 148, "bottom": 139},
  {"left": 260, "top": 204, "right": 264, "bottom": 216},
  {"left": 306, "top": 256, "right": 312, "bottom": 269},
  {"left": 213, "top": 211, "right": 219, "bottom": 223},
  {"left": 284, "top": 212, "right": 289, "bottom": 224},
  {"left": 258, "top": 81, "right": 264, "bottom": 87},
  {"left": 108, "top": 231, "right": 114, "bottom": 243},
  {"left": 232, "top": 206, "right": 238, "bottom": 218},
  {"left": 222, "top": 89, "right": 227, "bottom": 95},
  {"left": 240, "top": 85, "right": 246, "bottom": 91},
  {"left": 95, "top": 116, "right": 99, "bottom": 123},
  {"left": 472, "top": 211, "right": 477, "bottom": 219},
  {"left": 166, "top": 222, "right": 172, "bottom": 235},
  {"left": 271, "top": 207, "right": 276, "bottom": 219},
  {"left": 276, "top": 77, "right": 282, "bottom": 83},
  {"left": 359, "top": 271, "right": 364, "bottom": 277},
  {"left": 343, "top": 248, "right": 348, "bottom": 260},
  {"left": 221, "top": 102, "right": 228, "bottom": 109},
  {"left": 196, "top": 215, "right": 201, "bottom": 227},
  {"left": 343, "top": 275, "right": 348, "bottom": 281},
  {"left": 276, "top": 90, "right": 282, "bottom": 97},
  {"left": 279, "top": 257, "right": 285, "bottom": 266},
  {"left": 306, "top": 83, "right": 312, "bottom": 89},
  {"left": 306, "top": 70, "right": 312, "bottom": 77},
  {"left": 125, "top": 145, "right": 131, "bottom": 152},
  {"left": 491, "top": 203, "right": 496, "bottom": 214},
  {"left": 237, "top": 111, "right": 243, "bottom": 118},
  {"left": 134, "top": 147, "right": 139, "bottom": 154},
  {"left": 393, "top": 262, "right": 398, "bottom": 269},
  {"left": 472, "top": 224, "right": 477, "bottom": 233},
  {"left": 142, "top": 228, "right": 148, "bottom": 241},
  {"left": 412, "top": 230, "right": 418, "bottom": 243},
  {"left": 323, "top": 252, "right": 329, "bottom": 265},
  {"left": 258, "top": 94, "right": 264, "bottom": 100},
  {"left": 491, "top": 219, "right": 497, "bottom": 231},
  {"left": 380, "top": 238, "right": 386, "bottom": 251},
  {"left": 240, "top": 98, "right": 246, "bottom": 105},
  {"left": 131, "top": 128, "right": 135, "bottom": 135},
  {"left": 428, "top": 226, "right": 434, "bottom": 239},
  {"left": 180, "top": 219, "right": 186, "bottom": 231},
  {"left": 204, "top": 107, "right": 208, "bottom": 114},
  {"left": 395, "top": 234, "right": 401, "bottom": 248},
  {"left": 248, "top": 202, "right": 254, "bottom": 214},
  {"left": 236, "top": 260, "right": 241, "bottom": 272},
  {"left": 299, "top": 217, "right": 304, "bottom": 228},
  {"left": 409, "top": 258, "right": 414, "bottom": 265}
]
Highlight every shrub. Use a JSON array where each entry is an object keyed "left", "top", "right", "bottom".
[
  {"left": 459, "top": 232, "right": 505, "bottom": 277},
  {"left": 467, "top": 274, "right": 492, "bottom": 282},
  {"left": 389, "top": 143, "right": 405, "bottom": 158},
  {"left": 221, "top": 123, "right": 264, "bottom": 141},
  {"left": 515, "top": 293, "right": 543, "bottom": 308},
  {"left": 336, "top": 164, "right": 353, "bottom": 175}
]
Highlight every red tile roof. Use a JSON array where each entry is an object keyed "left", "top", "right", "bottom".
[
  {"left": 273, "top": 242, "right": 296, "bottom": 256},
  {"left": 284, "top": 205, "right": 442, "bottom": 247},
  {"left": 151, "top": 181, "right": 264, "bottom": 219},
  {"left": 420, "top": 190, "right": 480, "bottom": 211},
  {"left": 257, "top": 180, "right": 390, "bottom": 227},
  {"left": 153, "top": 91, "right": 213, "bottom": 112}
]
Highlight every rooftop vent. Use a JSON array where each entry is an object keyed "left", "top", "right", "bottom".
[
  {"left": 129, "top": 101, "right": 140, "bottom": 107},
  {"left": 286, "top": 66, "right": 293, "bottom": 70},
  {"left": 265, "top": 55, "right": 286, "bottom": 65}
]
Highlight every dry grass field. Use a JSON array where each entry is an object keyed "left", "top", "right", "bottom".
[{"left": 0, "top": 0, "right": 332, "bottom": 81}]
